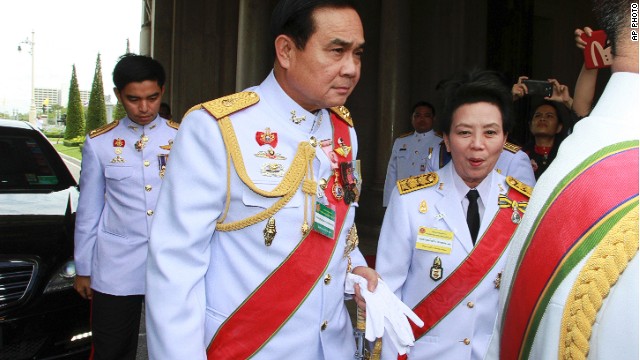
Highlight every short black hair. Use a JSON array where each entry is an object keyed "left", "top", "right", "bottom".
[
  {"left": 435, "top": 70, "right": 512, "bottom": 135},
  {"left": 412, "top": 101, "right": 436, "bottom": 116},
  {"left": 112, "top": 53, "right": 166, "bottom": 91},
  {"left": 270, "top": 0, "right": 358, "bottom": 51},
  {"left": 592, "top": 0, "right": 633, "bottom": 56}
]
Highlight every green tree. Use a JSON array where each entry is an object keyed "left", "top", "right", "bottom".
[
  {"left": 64, "top": 65, "right": 85, "bottom": 139},
  {"left": 112, "top": 39, "right": 133, "bottom": 122},
  {"left": 86, "top": 53, "right": 107, "bottom": 133},
  {"left": 113, "top": 100, "right": 127, "bottom": 121}
]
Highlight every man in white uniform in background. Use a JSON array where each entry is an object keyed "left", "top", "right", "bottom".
[{"left": 383, "top": 101, "right": 441, "bottom": 207}]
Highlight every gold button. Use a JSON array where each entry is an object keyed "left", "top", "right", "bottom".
[
  {"left": 463, "top": 338, "right": 471, "bottom": 345},
  {"left": 310, "top": 136, "right": 317, "bottom": 147},
  {"left": 321, "top": 320, "right": 328, "bottom": 331},
  {"left": 144, "top": 160, "right": 150, "bottom": 167},
  {"left": 147, "top": 210, "right": 154, "bottom": 216},
  {"left": 145, "top": 185, "right": 152, "bottom": 192},
  {"left": 467, "top": 301, "right": 474, "bottom": 308},
  {"left": 324, "top": 274, "right": 332, "bottom": 285},
  {"left": 319, "top": 178, "right": 328, "bottom": 190}
]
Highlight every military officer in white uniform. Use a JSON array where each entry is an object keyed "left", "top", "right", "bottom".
[
  {"left": 73, "top": 54, "right": 178, "bottom": 360},
  {"left": 486, "top": 1, "right": 639, "bottom": 359},
  {"left": 383, "top": 101, "right": 441, "bottom": 207},
  {"left": 145, "top": 2, "right": 378, "bottom": 359},
  {"left": 376, "top": 70, "right": 530, "bottom": 359},
  {"left": 427, "top": 140, "right": 536, "bottom": 187}
]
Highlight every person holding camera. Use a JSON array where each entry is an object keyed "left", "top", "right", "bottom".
[
  {"left": 486, "top": 0, "right": 638, "bottom": 358},
  {"left": 512, "top": 77, "right": 572, "bottom": 179}
]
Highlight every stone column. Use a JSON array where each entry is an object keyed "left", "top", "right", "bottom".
[
  {"left": 236, "top": 0, "right": 275, "bottom": 91},
  {"left": 374, "top": 0, "right": 411, "bottom": 187}
]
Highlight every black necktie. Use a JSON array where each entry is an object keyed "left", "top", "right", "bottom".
[{"left": 466, "top": 189, "right": 480, "bottom": 245}]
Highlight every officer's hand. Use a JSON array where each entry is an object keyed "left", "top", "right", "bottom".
[
  {"left": 74, "top": 275, "right": 93, "bottom": 300},
  {"left": 352, "top": 266, "right": 379, "bottom": 310}
]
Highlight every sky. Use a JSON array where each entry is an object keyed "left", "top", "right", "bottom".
[{"left": 0, "top": 0, "right": 142, "bottom": 114}]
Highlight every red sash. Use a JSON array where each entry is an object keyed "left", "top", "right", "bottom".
[
  {"left": 499, "top": 143, "right": 639, "bottom": 360},
  {"left": 398, "top": 186, "right": 528, "bottom": 359},
  {"left": 207, "top": 113, "right": 352, "bottom": 359}
]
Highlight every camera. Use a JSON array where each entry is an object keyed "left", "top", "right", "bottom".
[{"left": 523, "top": 80, "right": 552, "bottom": 98}]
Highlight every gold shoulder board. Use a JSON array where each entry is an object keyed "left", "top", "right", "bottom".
[
  {"left": 503, "top": 142, "right": 522, "bottom": 153},
  {"left": 397, "top": 172, "right": 439, "bottom": 195},
  {"left": 166, "top": 120, "right": 180, "bottom": 130},
  {"left": 329, "top": 106, "right": 354, "bottom": 127},
  {"left": 398, "top": 131, "right": 413, "bottom": 139},
  {"left": 89, "top": 120, "right": 119, "bottom": 138},
  {"left": 506, "top": 176, "right": 532, "bottom": 198},
  {"left": 184, "top": 91, "right": 260, "bottom": 120}
]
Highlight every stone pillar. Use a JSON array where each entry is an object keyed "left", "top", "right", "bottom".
[
  {"left": 236, "top": 0, "right": 275, "bottom": 91},
  {"left": 374, "top": 0, "right": 412, "bottom": 188}
]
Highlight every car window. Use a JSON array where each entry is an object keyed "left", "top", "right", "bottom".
[{"left": 0, "top": 133, "right": 71, "bottom": 192}]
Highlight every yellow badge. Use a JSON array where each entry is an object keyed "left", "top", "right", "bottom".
[
  {"left": 416, "top": 227, "right": 454, "bottom": 254},
  {"left": 419, "top": 200, "right": 428, "bottom": 214}
]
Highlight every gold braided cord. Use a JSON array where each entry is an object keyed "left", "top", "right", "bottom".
[
  {"left": 214, "top": 116, "right": 317, "bottom": 232},
  {"left": 217, "top": 143, "right": 233, "bottom": 224},
  {"left": 559, "top": 205, "right": 639, "bottom": 360},
  {"left": 217, "top": 117, "right": 315, "bottom": 198}
]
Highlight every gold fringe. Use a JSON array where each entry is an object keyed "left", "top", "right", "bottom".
[
  {"left": 559, "top": 204, "right": 639, "bottom": 359},
  {"left": 214, "top": 116, "right": 316, "bottom": 232}
]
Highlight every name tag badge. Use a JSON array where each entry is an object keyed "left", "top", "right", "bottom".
[
  {"left": 313, "top": 202, "right": 336, "bottom": 238},
  {"left": 416, "top": 227, "right": 454, "bottom": 254}
]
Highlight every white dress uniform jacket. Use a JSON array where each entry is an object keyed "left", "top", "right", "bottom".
[
  {"left": 145, "top": 71, "right": 368, "bottom": 360},
  {"left": 427, "top": 141, "right": 536, "bottom": 187},
  {"left": 383, "top": 130, "right": 441, "bottom": 206},
  {"left": 377, "top": 163, "right": 514, "bottom": 360},
  {"left": 74, "top": 116, "right": 178, "bottom": 295},
  {"left": 485, "top": 72, "right": 639, "bottom": 360}
]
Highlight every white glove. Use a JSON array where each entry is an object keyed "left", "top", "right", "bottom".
[{"left": 345, "top": 273, "right": 424, "bottom": 355}]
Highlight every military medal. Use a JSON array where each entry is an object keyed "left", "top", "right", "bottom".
[
  {"left": 331, "top": 171, "right": 344, "bottom": 200},
  {"left": 438, "top": 183, "right": 444, "bottom": 190},
  {"left": 498, "top": 194, "right": 527, "bottom": 224},
  {"left": 263, "top": 216, "right": 277, "bottom": 246},
  {"left": 339, "top": 162, "right": 357, "bottom": 205},
  {"left": 261, "top": 163, "right": 285, "bottom": 177},
  {"left": 256, "top": 127, "right": 278, "bottom": 147},
  {"left": 255, "top": 148, "right": 286, "bottom": 160},
  {"left": 135, "top": 133, "right": 148, "bottom": 151},
  {"left": 419, "top": 200, "right": 428, "bottom": 214},
  {"left": 290, "top": 110, "right": 305, "bottom": 124},
  {"left": 334, "top": 137, "right": 351, "bottom": 157},
  {"left": 159, "top": 140, "right": 173, "bottom": 151},
  {"left": 320, "top": 139, "right": 339, "bottom": 169},
  {"left": 111, "top": 138, "right": 125, "bottom": 163},
  {"left": 430, "top": 256, "right": 443, "bottom": 281},
  {"left": 158, "top": 154, "right": 169, "bottom": 179}
]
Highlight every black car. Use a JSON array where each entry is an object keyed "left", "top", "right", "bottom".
[{"left": 0, "top": 119, "right": 91, "bottom": 359}]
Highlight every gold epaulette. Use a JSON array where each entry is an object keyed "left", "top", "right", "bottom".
[
  {"left": 89, "top": 120, "right": 119, "bottom": 138},
  {"left": 503, "top": 141, "right": 522, "bottom": 153},
  {"left": 184, "top": 91, "right": 260, "bottom": 120},
  {"left": 166, "top": 120, "right": 180, "bottom": 130},
  {"left": 398, "top": 131, "right": 413, "bottom": 139},
  {"left": 506, "top": 176, "right": 532, "bottom": 198},
  {"left": 329, "top": 106, "right": 354, "bottom": 127},
  {"left": 397, "top": 172, "right": 439, "bottom": 195}
]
